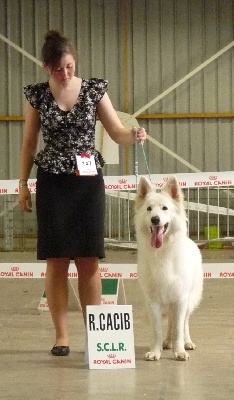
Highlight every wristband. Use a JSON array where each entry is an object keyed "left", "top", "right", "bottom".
[{"left": 19, "top": 182, "right": 28, "bottom": 189}]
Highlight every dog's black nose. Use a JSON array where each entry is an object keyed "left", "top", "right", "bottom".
[{"left": 151, "top": 216, "right": 160, "bottom": 225}]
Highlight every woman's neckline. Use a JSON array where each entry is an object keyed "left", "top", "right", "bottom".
[{"left": 48, "top": 77, "right": 83, "bottom": 112}]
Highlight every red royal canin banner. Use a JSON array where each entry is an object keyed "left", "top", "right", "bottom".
[
  {"left": 0, "top": 263, "right": 233, "bottom": 279},
  {"left": 1, "top": 171, "right": 234, "bottom": 194}
]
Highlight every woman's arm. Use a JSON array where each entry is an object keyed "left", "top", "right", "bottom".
[
  {"left": 19, "top": 101, "right": 41, "bottom": 212},
  {"left": 97, "top": 93, "right": 146, "bottom": 145}
]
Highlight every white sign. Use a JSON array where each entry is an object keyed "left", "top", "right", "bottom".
[
  {"left": 86, "top": 305, "right": 135, "bottom": 369},
  {"left": 76, "top": 154, "right": 97, "bottom": 175}
]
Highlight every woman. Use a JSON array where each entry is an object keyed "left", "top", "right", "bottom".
[{"left": 19, "top": 30, "right": 147, "bottom": 356}]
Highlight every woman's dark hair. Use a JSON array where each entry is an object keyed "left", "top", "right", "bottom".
[{"left": 41, "top": 30, "right": 78, "bottom": 69}]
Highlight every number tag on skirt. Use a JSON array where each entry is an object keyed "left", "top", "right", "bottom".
[{"left": 76, "top": 153, "right": 98, "bottom": 175}]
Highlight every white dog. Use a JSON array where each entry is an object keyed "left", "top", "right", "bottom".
[{"left": 135, "top": 176, "right": 203, "bottom": 361}]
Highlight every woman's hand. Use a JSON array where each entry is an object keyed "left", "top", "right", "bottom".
[
  {"left": 19, "top": 186, "right": 32, "bottom": 212},
  {"left": 131, "top": 127, "right": 147, "bottom": 144}
]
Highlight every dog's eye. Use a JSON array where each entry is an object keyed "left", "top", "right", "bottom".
[
  {"left": 162, "top": 206, "right": 168, "bottom": 210},
  {"left": 147, "top": 206, "right": 152, "bottom": 211}
]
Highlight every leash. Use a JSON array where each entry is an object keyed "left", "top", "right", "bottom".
[{"left": 134, "top": 129, "right": 151, "bottom": 189}]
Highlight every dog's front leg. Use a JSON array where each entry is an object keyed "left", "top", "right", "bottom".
[
  {"left": 184, "top": 313, "right": 196, "bottom": 350},
  {"left": 171, "top": 302, "right": 190, "bottom": 361},
  {"left": 146, "top": 302, "right": 163, "bottom": 361}
]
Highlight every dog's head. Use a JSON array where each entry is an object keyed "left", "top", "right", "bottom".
[{"left": 135, "top": 176, "right": 187, "bottom": 248}]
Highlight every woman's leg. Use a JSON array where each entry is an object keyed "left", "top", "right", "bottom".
[
  {"left": 75, "top": 257, "right": 102, "bottom": 323},
  {"left": 45, "top": 258, "right": 70, "bottom": 346}
]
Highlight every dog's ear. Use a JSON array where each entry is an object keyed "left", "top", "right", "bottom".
[
  {"left": 137, "top": 176, "right": 152, "bottom": 199},
  {"left": 163, "top": 176, "right": 183, "bottom": 202}
]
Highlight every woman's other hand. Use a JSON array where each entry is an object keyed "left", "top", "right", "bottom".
[{"left": 19, "top": 186, "right": 32, "bottom": 212}]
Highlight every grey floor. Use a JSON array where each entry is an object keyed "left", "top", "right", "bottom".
[{"left": 0, "top": 248, "right": 233, "bottom": 399}]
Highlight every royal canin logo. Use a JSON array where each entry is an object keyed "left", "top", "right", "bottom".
[
  {"left": 118, "top": 179, "right": 127, "bottom": 184},
  {"left": 209, "top": 176, "right": 217, "bottom": 180},
  {"left": 11, "top": 267, "right": 19, "bottom": 271},
  {"left": 107, "top": 354, "right": 117, "bottom": 359},
  {"left": 99, "top": 267, "right": 108, "bottom": 272}
]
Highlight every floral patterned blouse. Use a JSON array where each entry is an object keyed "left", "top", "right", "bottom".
[{"left": 23, "top": 78, "right": 108, "bottom": 174}]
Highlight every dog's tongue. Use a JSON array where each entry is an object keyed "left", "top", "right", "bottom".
[{"left": 151, "top": 226, "right": 164, "bottom": 248}]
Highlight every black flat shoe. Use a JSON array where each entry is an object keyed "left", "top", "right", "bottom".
[{"left": 51, "top": 345, "right": 70, "bottom": 356}]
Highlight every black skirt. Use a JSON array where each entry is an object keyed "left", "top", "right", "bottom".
[{"left": 36, "top": 167, "right": 105, "bottom": 260}]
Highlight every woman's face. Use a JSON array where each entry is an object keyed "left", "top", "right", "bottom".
[{"left": 44, "top": 53, "right": 76, "bottom": 85}]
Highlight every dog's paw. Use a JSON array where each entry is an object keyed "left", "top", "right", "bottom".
[
  {"left": 174, "top": 351, "right": 190, "bottom": 361},
  {"left": 162, "top": 339, "right": 172, "bottom": 349},
  {"left": 185, "top": 342, "right": 196, "bottom": 350},
  {"left": 145, "top": 351, "right": 161, "bottom": 361}
]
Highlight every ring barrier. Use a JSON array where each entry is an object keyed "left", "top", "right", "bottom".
[
  {"left": 1, "top": 171, "right": 234, "bottom": 247},
  {"left": 1, "top": 171, "right": 234, "bottom": 194},
  {"left": 1, "top": 172, "right": 234, "bottom": 310},
  {"left": 0, "top": 262, "right": 233, "bottom": 311},
  {"left": 0, "top": 262, "right": 233, "bottom": 279}
]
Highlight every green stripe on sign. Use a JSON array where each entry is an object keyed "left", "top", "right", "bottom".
[{"left": 102, "top": 279, "right": 118, "bottom": 295}]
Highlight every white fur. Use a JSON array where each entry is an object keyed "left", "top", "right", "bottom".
[{"left": 135, "top": 176, "right": 203, "bottom": 361}]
